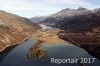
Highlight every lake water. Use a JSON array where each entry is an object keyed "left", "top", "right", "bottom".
[
  {"left": 39, "top": 24, "right": 53, "bottom": 29},
  {"left": 0, "top": 24, "right": 100, "bottom": 66},
  {"left": 0, "top": 40, "right": 100, "bottom": 66}
]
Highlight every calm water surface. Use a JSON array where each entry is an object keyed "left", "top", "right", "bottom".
[
  {"left": 0, "top": 25, "right": 100, "bottom": 66},
  {"left": 0, "top": 40, "right": 100, "bottom": 66}
]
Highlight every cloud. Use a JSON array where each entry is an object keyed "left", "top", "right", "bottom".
[
  {"left": 44, "top": 0, "right": 89, "bottom": 5},
  {"left": 0, "top": 0, "right": 43, "bottom": 11},
  {"left": 0, "top": 0, "right": 94, "bottom": 11},
  {"left": 0, "top": 0, "right": 99, "bottom": 17}
]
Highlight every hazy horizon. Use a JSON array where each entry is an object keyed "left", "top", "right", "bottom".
[{"left": 0, "top": 0, "right": 100, "bottom": 18}]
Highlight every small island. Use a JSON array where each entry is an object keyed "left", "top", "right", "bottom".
[{"left": 27, "top": 29, "right": 67, "bottom": 59}]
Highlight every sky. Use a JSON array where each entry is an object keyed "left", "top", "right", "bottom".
[{"left": 0, "top": 0, "right": 100, "bottom": 18}]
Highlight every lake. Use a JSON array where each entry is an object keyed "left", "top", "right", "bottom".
[{"left": 0, "top": 24, "right": 100, "bottom": 66}]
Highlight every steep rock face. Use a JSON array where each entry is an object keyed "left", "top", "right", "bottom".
[{"left": 0, "top": 10, "right": 41, "bottom": 51}]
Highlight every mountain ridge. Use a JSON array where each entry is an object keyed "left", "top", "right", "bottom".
[{"left": 29, "top": 16, "right": 48, "bottom": 22}]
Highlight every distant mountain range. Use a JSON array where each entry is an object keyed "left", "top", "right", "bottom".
[
  {"left": 0, "top": 10, "right": 41, "bottom": 51},
  {"left": 56, "top": 9, "right": 100, "bottom": 32},
  {"left": 29, "top": 16, "right": 48, "bottom": 22},
  {"left": 40, "top": 7, "right": 100, "bottom": 31},
  {"left": 41, "top": 7, "right": 90, "bottom": 23}
]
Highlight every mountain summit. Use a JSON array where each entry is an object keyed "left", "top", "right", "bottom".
[{"left": 42, "top": 7, "right": 91, "bottom": 23}]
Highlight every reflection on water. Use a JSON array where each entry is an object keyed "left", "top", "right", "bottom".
[
  {"left": 0, "top": 45, "right": 18, "bottom": 62},
  {"left": 0, "top": 40, "right": 100, "bottom": 66}
]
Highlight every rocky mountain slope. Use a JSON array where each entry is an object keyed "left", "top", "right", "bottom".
[
  {"left": 57, "top": 11, "right": 100, "bottom": 32},
  {"left": 0, "top": 10, "right": 41, "bottom": 51},
  {"left": 42, "top": 7, "right": 91, "bottom": 24},
  {"left": 57, "top": 11, "right": 100, "bottom": 59}
]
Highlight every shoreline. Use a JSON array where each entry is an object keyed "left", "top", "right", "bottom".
[
  {"left": 0, "top": 37, "right": 30, "bottom": 62},
  {"left": 0, "top": 37, "right": 29, "bottom": 52},
  {"left": 59, "top": 34, "right": 100, "bottom": 60},
  {"left": 0, "top": 44, "right": 18, "bottom": 62}
]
